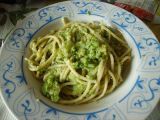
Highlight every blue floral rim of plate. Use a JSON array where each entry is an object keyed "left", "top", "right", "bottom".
[{"left": 0, "top": 0, "right": 160, "bottom": 120}]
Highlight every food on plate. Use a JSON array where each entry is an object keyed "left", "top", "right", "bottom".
[{"left": 25, "top": 18, "right": 131, "bottom": 104}]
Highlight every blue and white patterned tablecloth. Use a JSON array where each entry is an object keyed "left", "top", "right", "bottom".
[{"left": 0, "top": 0, "right": 160, "bottom": 120}]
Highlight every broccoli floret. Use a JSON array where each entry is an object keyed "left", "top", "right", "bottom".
[
  {"left": 72, "top": 83, "right": 86, "bottom": 96},
  {"left": 67, "top": 73, "right": 85, "bottom": 95},
  {"left": 71, "top": 34, "right": 107, "bottom": 72},
  {"left": 42, "top": 76, "right": 60, "bottom": 102}
]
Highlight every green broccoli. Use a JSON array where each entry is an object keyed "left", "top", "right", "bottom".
[
  {"left": 42, "top": 76, "right": 60, "bottom": 102},
  {"left": 71, "top": 34, "right": 107, "bottom": 74},
  {"left": 72, "top": 83, "right": 86, "bottom": 96}
]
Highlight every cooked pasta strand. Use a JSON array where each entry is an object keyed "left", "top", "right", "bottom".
[{"left": 25, "top": 19, "right": 131, "bottom": 105}]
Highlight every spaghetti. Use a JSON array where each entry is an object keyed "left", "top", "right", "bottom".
[{"left": 25, "top": 18, "right": 131, "bottom": 104}]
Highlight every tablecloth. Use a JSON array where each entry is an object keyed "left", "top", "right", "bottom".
[{"left": 0, "top": 0, "right": 160, "bottom": 120}]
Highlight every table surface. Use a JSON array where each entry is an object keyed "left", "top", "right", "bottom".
[
  {"left": 145, "top": 22, "right": 160, "bottom": 42},
  {"left": 0, "top": 0, "right": 160, "bottom": 120}
]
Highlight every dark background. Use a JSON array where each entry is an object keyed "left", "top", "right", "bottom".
[{"left": 0, "top": 0, "right": 27, "bottom": 4}]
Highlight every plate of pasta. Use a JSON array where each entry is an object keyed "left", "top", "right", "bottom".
[{"left": 0, "top": 0, "right": 160, "bottom": 120}]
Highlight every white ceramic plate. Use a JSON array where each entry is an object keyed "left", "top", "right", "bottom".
[{"left": 0, "top": 1, "right": 160, "bottom": 120}]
